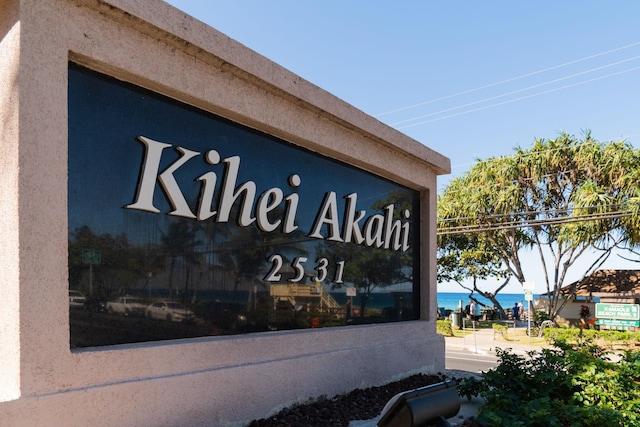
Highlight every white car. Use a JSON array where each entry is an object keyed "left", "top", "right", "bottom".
[
  {"left": 105, "top": 296, "right": 147, "bottom": 316},
  {"left": 69, "top": 290, "right": 87, "bottom": 308},
  {"left": 145, "top": 301, "right": 195, "bottom": 322}
]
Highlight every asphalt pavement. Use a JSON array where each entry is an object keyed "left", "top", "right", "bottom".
[{"left": 349, "top": 326, "right": 549, "bottom": 427}]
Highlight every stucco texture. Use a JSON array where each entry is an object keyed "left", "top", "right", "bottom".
[{"left": 0, "top": 0, "right": 450, "bottom": 425}]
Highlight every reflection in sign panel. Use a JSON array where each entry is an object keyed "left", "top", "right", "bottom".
[{"left": 68, "top": 63, "right": 421, "bottom": 348}]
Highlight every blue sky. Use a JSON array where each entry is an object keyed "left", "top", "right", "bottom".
[{"left": 163, "top": 1, "right": 640, "bottom": 293}]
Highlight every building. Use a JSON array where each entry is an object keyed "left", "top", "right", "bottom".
[{"left": 537, "top": 269, "right": 640, "bottom": 327}]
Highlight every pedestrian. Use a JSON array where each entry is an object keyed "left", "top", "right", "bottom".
[
  {"left": 512, "top": 302, "right": 520, "bottom": 321},
  {"left": 518, "top": 301, "right": 524, "bottom": 320},
  {"left": 469, "top": 300, "right": 476, "bottom": 321}
]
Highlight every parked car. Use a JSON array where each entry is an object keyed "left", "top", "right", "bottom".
[
  {"left": 105, "top": 296, "right": 146, "bottom": 316},
  {"left": 69, "top": 290, "right": 87, "bottom": 309},
  {"left": 145, "top": 301, "right": 195, "bottom": 322}
]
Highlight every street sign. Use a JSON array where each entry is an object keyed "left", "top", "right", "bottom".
[
  {"left": 596, "top": 319, "right": 640, "bottom": 327},
  {"left": 82, "top": 249, "right": 101, "bottom": 265},
  {"left": 522, "top": 282, "right": 535, "bottom": 290},
  {"left": 524, "top": 289, "right": 533, "bottom": 301},
  {"left": 595, "top": 303, "right": 639, "bottom": 321},
  {"left": 346, "top": 287, "right": 357, "bottom": 297}
]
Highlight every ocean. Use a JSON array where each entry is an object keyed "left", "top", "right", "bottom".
[
  {"left": 330, "top": 291, "right": 533, "bottom": 311},
  {"left": 138, "top": 289, "right": 532, "bottom": 312},
  {"left": 437, "top": 292, "right": 536, "bottom": 311}
]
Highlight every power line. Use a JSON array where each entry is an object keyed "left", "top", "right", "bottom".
[
  {"left": 438, "top": 203, "right": 633, "bottom": 225},
  {"left": 437, "top": 210, "right": 632, "bottom": 236},
  {"left": 376, "top": 41, "right": 640, "bottom": 118},
  {"left": 391, "top": 56, "right": 640, "bottom": 127},
  {"left": 398, "top": 65, "right": 640, "bottom": 129}
]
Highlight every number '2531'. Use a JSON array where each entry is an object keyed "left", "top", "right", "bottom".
[{"left": 264, "top": 255, "right": 345, "bottom": 284}]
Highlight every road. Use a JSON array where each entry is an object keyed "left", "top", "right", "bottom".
[{"left": 445, "top": 348, "right": 499, "bottom": 373}]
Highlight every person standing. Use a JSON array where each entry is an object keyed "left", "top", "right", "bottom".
[
  {"left": 512, "top": 302, "right": 520, "bottom": 321},
  {"left": 518, "top": 301, "right": 525, "bottom": 321}
]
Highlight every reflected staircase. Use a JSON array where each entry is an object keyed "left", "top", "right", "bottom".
[{"left": 270, "top": 283, "right": 341, "bottom": 313}]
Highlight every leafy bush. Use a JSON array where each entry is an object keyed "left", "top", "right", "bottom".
[
  {"left": 533, "top": 309, "right": 550, "bottom": 324},
  {"left": 437, "top": 319, "right": 453, "bottom": 336},
  {"left": 492, "top": 323, "right": 508, "bottom": 339},
  {"left": 458, "top": 339, "right": 640, "bottom": 426},
  {"left": 543, "top": 327, "right": 579, "bottom": 343},
  {"left": 544, "top": 327, "right": 640, "bottom": 348}
]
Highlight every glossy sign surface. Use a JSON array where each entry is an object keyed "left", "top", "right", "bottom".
[{"left": 68, "top": 63, "right": 420, "bottom": 347}]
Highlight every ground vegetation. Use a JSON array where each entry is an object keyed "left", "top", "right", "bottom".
[{"left": 458, "top": 339, "right": 640, "bottom": 426}]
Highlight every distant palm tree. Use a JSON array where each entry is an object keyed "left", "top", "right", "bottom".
[
  {"left": 161, "top": 219, "right": 202, "bottom": 300},
  {"left": 216, "top": 206, "right": 309, "bottom": 306}
]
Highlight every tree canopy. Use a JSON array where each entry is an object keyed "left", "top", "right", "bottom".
[{"left": 437, "top": 132, "right": 640, "bottom": 319}]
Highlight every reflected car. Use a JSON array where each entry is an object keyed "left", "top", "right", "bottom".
[
  {"left": 69, "top": 290, "right": 87, "bottom": 309},
  {"left": 106, "top": 296, "right": 147, "bottom": 316},
  {"left": 204, "top": 301, "right": 250, "bottom": 332},
  {"left": 145, "top": 301, "right": 195, "bottom": 322}
]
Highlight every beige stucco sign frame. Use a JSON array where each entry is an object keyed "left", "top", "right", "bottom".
[{"left": 0, "top": 0, "right": 450, "bottom": 425}]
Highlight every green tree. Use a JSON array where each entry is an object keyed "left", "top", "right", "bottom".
[
  {"left": 438, "top": 132, "right": 640, "bottom": 319},
  {"left": 437, "top": 232, "right": 510, "bottom": 316}
]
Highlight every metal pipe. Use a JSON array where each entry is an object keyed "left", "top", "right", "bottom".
[{"left": 378, "top": 380, "right": 460, "bottom": 427}]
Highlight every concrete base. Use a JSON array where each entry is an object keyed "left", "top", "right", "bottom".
[{"left": 0, "top": 323, "right": 445, "bottom": 426}]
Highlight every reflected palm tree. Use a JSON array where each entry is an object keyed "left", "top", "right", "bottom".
[
  {"left": 216, "top": 207, "right": 310, "bottom": 307},
  {"left": 161, "top": 219, "right": 203, "bottom": 300}
]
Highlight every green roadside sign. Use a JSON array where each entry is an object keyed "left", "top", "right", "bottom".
[
  {"left": 595, "top": 303, "right": 639, "bottom": 321},
  {"left": 82, "top": 249, "right": 101, "bottom": 265},
  {"left": 596, "top": 319, "right": 640, "bottom": 327}
]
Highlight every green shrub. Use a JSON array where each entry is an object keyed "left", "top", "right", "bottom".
[
  {"left": 533, "top": 309, "right": 550, "bottom": 324},
  {"left": 543, "top": 327, "right": 640, "bottom": 348},
  {"left": 437, "top": 319, "right": 453, "bottom": 336},
  {"left": 458, "top": 339, "right": 640, "bottom": 426},
  {"left": 492, "top": 323, "right": 508, "bottom": 339},
  {"left": 543, "top": 327, "right": 576, "bottom": 342}
]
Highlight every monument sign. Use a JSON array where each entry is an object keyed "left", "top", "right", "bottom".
[{"left": 0, "top": 0, "right": 449, "bottom": 425}]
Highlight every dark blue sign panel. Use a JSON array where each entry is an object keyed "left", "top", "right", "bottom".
[{"left": 68, "top": 63, "right": 420, "bottom": 347}]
